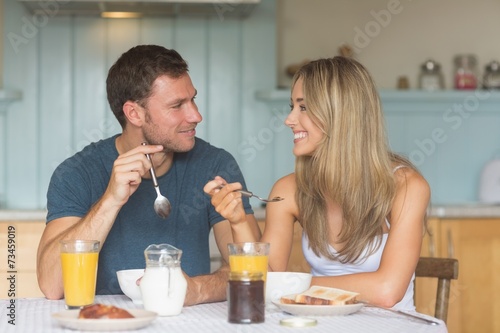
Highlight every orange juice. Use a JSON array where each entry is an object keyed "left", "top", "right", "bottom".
[
  {"left": 229, "top": 254, "right": 268, "bottom": 282},
  {"left": 60, "top": 252, "right": 99, "bottom": 307}
]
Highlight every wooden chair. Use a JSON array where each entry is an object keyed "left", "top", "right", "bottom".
[{"left": 415, "top": 257, "right": 459, "bottom": 323}]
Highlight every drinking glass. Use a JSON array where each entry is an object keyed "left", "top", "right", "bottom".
[
  {"left": 60, "top": 240, "right": 100, "bottom": 309},
  {"left": 228, "top": 242, "right": 269, "bottom": 282}
]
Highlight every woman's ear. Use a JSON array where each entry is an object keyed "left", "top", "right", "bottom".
[{"left": 123, "top": 101, "right": 144, "bottom": 127}]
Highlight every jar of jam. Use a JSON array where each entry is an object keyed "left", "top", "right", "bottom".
[
  {"left": 454, "top": 54, "right": 478, "bottom": 90},
  {"left": 227, "top": 271, "right": 265, "bottom": 324}
]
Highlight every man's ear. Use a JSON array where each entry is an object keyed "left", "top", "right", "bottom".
[{"left": 123, "top": 101, "right": 143, "bottom": 127}]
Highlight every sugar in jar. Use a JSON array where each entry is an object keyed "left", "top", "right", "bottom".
[{"left": 227, "top": 271, "right": 265, "bottom": 324}]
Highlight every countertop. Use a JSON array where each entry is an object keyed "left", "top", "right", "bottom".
[
  {"left": 428, "top": 203, "right": 500, "bottom": 218},
  {"left": 2, "top": 203, "right": 500, "bottom": 221}
]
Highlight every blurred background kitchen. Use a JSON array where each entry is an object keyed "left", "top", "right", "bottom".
[
  {"left": 1, "top": 0, "right": 500, "bottom": 210},
  {"left": 1, "top": 2, "right": 500, "bottom": 332}
]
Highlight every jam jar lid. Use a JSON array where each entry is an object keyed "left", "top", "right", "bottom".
[
  {"left": 229, "top": 271, "right": 263, "bottom": 281},
  {"left": 280, "top": 317, "right": 318, "bottom": 327},
  {"left": 454, "top": 54, "right": 477, "bottom": 67}
]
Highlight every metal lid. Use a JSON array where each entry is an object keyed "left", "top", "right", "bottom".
[
  {"left": 229, "top": 271, "right": 263, "bottom": 281},
  {"left": 421, "top": 59, "right": 441, "bottom": 72},
  {"left": 280, "top": 317, "right": 318, "bottom": 327},
  {"left": 485, "top": 61, "right": 500, "bottom": 73}
]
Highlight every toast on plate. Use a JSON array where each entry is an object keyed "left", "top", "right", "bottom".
[
  {"left": 279, "top": 294, "right": 298, "bottom": 304},
  {"left": 281, "top": 286, "right": 359, "bottom": 305}
]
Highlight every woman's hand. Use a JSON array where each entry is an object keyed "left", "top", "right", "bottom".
[{"left": 204, "top": 176, "right": 247, "bottom": 224}]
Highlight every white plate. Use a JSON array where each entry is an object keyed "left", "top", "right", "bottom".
[
  {"left": 52, "top": 309, "right": 157, "bottom": 331},
  {"left": 272, "top": 295, "right": 364, "bottom": 317}
]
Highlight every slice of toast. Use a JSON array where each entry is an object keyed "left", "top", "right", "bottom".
[
  {"left": 293, "top": 286, "right": 359, "bottom": 305},
  {"left": 279, "top": 294, "right": 298, "bottom": 304}
]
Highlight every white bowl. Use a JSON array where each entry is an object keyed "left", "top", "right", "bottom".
[
  {"left": 116, "top": 269, "right": 144, "bottom": 304},
  {"left": 266, "top": 271, "right": 312, "bottom": 302}
]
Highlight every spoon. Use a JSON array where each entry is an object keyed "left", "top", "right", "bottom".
[
  {"left": 141, "top": 143, "right": 171, "bottom": 218},
  {"left": 215, "top": 185, "right": 284, "bottom": 203}
]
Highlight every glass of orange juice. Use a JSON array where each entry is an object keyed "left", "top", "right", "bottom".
[
  {"left": 228, "top": 242, "right": 269, "bottom": 282},
  {"left": 60, "top": 240, "right": 100, "bottom": 309}
]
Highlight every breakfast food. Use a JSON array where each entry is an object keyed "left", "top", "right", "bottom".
[
  {"left": 279, "top": 294, "right": 299, "bottom": 304},
  {"left": 78, "top": 304, "right": 134, "bottom": 319},
  {"left": 281, "top": 286, "right": 359, "bottom": 305}
]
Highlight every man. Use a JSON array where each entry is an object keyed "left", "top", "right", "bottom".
[{"left": 37, "top": 45, "right": 260, "bottom": 305}]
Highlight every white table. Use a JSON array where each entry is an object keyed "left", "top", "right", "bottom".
[{"left": 1, "top": 295, "right": 447, "bottom": 333}]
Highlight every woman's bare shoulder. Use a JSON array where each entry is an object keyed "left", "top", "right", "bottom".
[
  {"left": 394, "top": 166, "right": 429, "bottom": 192},
  {"left": 393, "top": 166, "right": 431, "bottom": 211},
  {"left": 272, "top": 173, "right": 297, "bottom": 191}
]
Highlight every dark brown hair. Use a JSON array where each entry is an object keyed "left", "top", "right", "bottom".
[{"left": 106, "top": 45, "right": 189, "bottom": 128}]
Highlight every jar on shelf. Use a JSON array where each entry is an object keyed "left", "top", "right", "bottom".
[
  {"left": 483, "top": 61, "right": 500, "bottom": 90},
  {"left": 418, "top": 59, "right": 444, "bottom": 91},
  {"left": 454, "top": 54, "right": 478, "bottom": 90}
]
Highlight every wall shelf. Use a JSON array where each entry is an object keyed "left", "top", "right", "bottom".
[{"left": 256, "top": 89, "right": 500, "bottom": 112}]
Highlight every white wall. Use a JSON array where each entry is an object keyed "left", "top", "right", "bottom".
[{"left": 277, "top": 0, "right": 500, "bottom": 89}]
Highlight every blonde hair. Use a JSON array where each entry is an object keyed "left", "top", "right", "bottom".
[{"left": 292, "top": 57, "right": 412, "bottom": 263}]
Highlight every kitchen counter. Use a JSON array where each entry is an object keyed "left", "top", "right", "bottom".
[
  {"left": 429, "top": 203, "right": 500, "bottom": 218},
  {"left": 1, "top": 203, "right": 500, "bottom": 221}
]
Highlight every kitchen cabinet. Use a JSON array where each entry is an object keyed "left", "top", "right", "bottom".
[
  {"left": 441, "top": 218, "right": 500, "bottom": 333},
  {"left": 415, "top": 217, "right": 500, "bottom": 333},
  {"left": 0, "top": 221, "right": 45, "bottom": 299}
]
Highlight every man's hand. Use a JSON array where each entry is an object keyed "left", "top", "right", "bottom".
[
  {"left": 183, "top": 272, "right": 202, "bottom": 306},
  {"left": 182, "top": 266, "right": 230, "bottom": 306},
  {"left": 105, "top": 144, "right": 164, "bottom": 207}
]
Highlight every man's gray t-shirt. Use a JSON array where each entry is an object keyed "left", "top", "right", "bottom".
[{"left": 46, "top": 135, "right": 253, "bottom": 294}]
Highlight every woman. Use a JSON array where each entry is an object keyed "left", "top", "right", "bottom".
[{"left": 205, "top": 56, "right": 430, "bottom": 311}]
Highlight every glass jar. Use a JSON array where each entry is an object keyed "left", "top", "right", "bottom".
[
  {"left": 419, "top": 59, "right": 444, "bottom": 91},
  {"left": 454, "top": 54, "right": 478, "bottom": 90},
  {"left": 483, "top": 61, "right": 500, "bottom": 90},
  {"left": 227, "top": 271, "right": 265, "bottom": 324}
]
